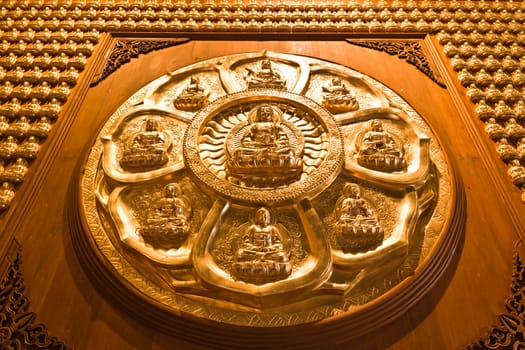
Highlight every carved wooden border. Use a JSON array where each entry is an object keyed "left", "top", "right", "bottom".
[
  {"left": 465, "top": 241, "right": 525, "bottom": 350},
  {"left": 0, "top": 239, "right": 71, "bottom": 350},
  {"left": 346, "top": 39, "right": 446, "bottom": 87},
  {"left": 90, "top": 38, "right": 190, "bottom": 86}
]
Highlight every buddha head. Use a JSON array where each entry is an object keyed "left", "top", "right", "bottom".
[
  {"left": 255, "top": 207, "right": 271, "bottom": 227},
  {"left": 144, "top": 119, "right": 159, "bottom": 132},
  {"left": 332, "top": 77, "right": 342, "bottom": 86},
  {"left": 343, "top": 183, "right": 361, "bottom": 198},
  {"left": 248, "top": 104, "right": 282, "bottom": 125},
  {"left": 260, "top": 59, "right": 272, "bottom": 72},
  {"left": 164, "top": 183, "right": 182, "bottom": 198},
  {"left": 370, "top": 120, "right": 384, "bottom": 132}
]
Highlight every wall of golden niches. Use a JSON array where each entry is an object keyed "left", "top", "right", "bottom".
[{"left": 0, "top": 0, "right": 523, "bottom": 212}]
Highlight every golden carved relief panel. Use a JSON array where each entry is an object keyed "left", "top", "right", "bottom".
[{"left": 79, "top": 51, "right": 461, "bottom": 329}]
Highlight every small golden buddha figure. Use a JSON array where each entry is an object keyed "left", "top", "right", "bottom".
[
  {"left": 14, "top": 136, "right": 39, "bottom": 159},
  {"left": 0, "top": 53, "right": 17, "bottom": 69},
  {"left": 485, "top": 117, "right": 507, "bottom": 140},
  {"left": 233, "top": 207, "right": 292, "bottom": 285},
  {"left": 119, "top": 118, "right": 172, "bottom": 172},
  {"left": 7, "top": 116, "right": 30, "bottom": 138},
  {"left": 49, "top": 81, "right": 71, "bottom": 102},
  {"left": 173, "top": 76, "right": 209, "bottom": 111},
  {"left": 245, "top": 59, "right": 286, "bottom": 90},
  {"left": 40, "top": 98, "right": 61, "bottom": 120},
  {"left": 496, "top": 137, "right": 520, "bottom": 162},
  {"left": 34, "top": 53, "right": 52, "bottom": 70},
  {"left": 334, "top": 183, "right": 385, "bottom": 254},
  {"left": 12, "top": 81, "right": 32, "bottom": 101},
  {"left": 508, "top": 159, "right": 525, "bottom": 187},
  {"left": 60, "top": 66, "right": 79, "bottom": 86},
  {"left": 226, "top": 104, "right": 303, "bottom": 186},
  {"left": 517, "top": 138, "right": 525, "bottom": 159},
  {"left": 0, "top": 181, "right": 14, "bottom": 211},
  {"left": 1, "top": 158, "right": 28, "bottom": 183},
  {"left": 0, "top": 81, "right": 13, "bottom": 100},
  {"left": 2, "top": 98, "right": 21, "bottom": 118},
  {"left": 321, "top": 77, "right": 360, "bottom": 113},
  {"left": 42, "top": 67, "right": 61, "bottom": 85},
  {"left": 29, "top": 117, "right": 52, "bottom": 139},
  {"left": 356, "top": 120, "right": 406, "bottom": 172},
  {"left": 20, "top": 98, "right": 41, "bottom": 119},
  {"left": 0, "top": 136, "right": 18, "bottom": 159},
  {"left": 0, "top": 116, "right": 9, "bottom": 135},
  {"left": 505, "top": 118, "right": 525, "bottom": 141},
  {"left": 138, "top": 183, "right": 191, "bottom": 250},
  {"left": 32, "top": 81, "right": 51, "bottom": 101}
]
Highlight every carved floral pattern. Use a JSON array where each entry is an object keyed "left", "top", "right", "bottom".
[
  {"left": 465, "top": 242, "right": 525, "bottom": 350},
  {"left": 0, "top": 240, "right": 70, "bottom": 350},
  {"left": 347, "top": 39, "right": 446, "bottom": 88},
  {"left": 90, "top": 39, "right": 190, "bottom": 87}
]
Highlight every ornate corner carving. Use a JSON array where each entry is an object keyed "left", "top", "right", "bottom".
[
  {"left": 90, "top": 38, "right": 191, "bottom": 87},
  {"left": 0, "top": 239, "right": 71, "bottom": 350},
  {"left": 346, "top": 39, "right": 446, "bottom": 88},
  {"left": 465, "top": 241, "right": 525, "bottom": 350}
]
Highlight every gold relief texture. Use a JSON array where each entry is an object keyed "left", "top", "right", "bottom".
[
  {"left": 0, "top": 0, "right": 522, "bottom": 215},
  {"left": 81, "top": 51, "right": 452, "bottom": 325}
]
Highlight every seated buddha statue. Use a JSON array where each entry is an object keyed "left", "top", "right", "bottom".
[
  {"left": 334, "top": 183, "right": 384, "bottom": 254},
  {"left": 1, "top": 158, "right": 28, "bottom": 184},
  {"left": 233, "top": 207, "right": 292, "bottom": 284},
  {"left": 119, "top": 118, "right": 172, "bottom": 172},
  {"left": 0, "top": 181, "right": 14, "bottom": 211},
  {"left": 227, "top": 104, "right": 303, "bottom": 186},
  {"left": 173, "top": 75, "right": 209, "bottom": 111},
  {"left": 0, "top": 136, "right": 18, "bottom": 159},
  {"left": 245, "top": 59, "right": 286, "bottom": 90},
  {"left": 322, "top": 77, "right": 359, "bottom": 113},
  {"left": 138, "top": 183, "right": 191, "bottom": 250},
  {"left": 507, "top": 159, "right": 525, "bottom": 187},
  {"left": 356, "top": 120, "right": 406, "bottom": 172}
]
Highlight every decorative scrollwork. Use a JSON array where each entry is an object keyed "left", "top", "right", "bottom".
[
  {"left": 90, "top": 39, "right": 190, "bottom": 87},
  {"left": 0, "top": 239, "right": 70, "bottom": 350},
  {"left": 346, "top": 39, "right": 446, "bottom": 88},
  {"left": 465, "top": 241, "right": 525, "bottom": 350}
]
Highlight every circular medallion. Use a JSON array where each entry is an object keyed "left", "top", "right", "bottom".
[{"left": 75, "top": 51, "right": 464, "bottom": 345}]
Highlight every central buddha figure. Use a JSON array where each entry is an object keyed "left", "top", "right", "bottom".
[
  {"left": 138, "top": 183, "right": 191, "bottom": 250},
  {"left": 245, "top": 59, "right": 286, "bottom": 90},
  {"left": 233, "top": 207, "right": 292, "bottom": 285},
  {"left": 226, "top": 104, "right": 303, "bottom": 187},
  {"left": 356, "top": 120, "right": 406, "bottom": 172},
  {"left": 120, "top": 118, "right": 172, "bottom": 172}
]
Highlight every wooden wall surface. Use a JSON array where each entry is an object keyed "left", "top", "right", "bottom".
[{"left": 0, "top": 35, "right": 523, "bottom": 349}]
